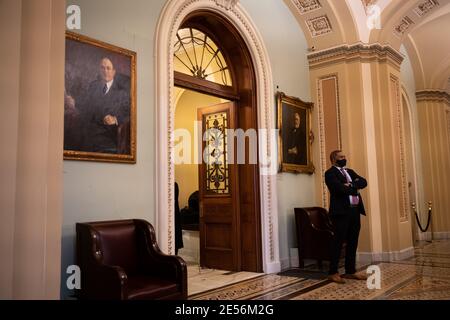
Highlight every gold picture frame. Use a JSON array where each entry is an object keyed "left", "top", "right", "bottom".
[
  {"left": 277, "top": 92, "right": 315, "bottom": 174},
  {"left": 64, "top": 31, "right": 136, "bottom": 163}
]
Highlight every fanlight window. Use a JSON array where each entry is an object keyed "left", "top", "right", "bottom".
[{"left": 174, "top": 28, "right": 232, "bottom": 86}]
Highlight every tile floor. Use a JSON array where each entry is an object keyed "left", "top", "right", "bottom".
[
  {"left": 188, "top": 240, "right": 450, "bottom": 300},
  {"left": 187, "top": 264, "right": 262, "bottom": 296}
]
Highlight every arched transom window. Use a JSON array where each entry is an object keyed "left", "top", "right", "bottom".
[{"left": 174, "top": 28, "right": 232, "bottom": 86}]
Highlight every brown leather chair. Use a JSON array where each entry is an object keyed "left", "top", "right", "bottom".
[
  {"left": 76, "top": 219, "right": 187, "bottom": 300},
  {"left": 294, "top": 207, "right": 343, "bottom": 268}
]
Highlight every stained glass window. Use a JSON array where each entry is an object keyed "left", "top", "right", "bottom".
[{"left": 204, "top": 112, "right": 229, "bottom": 194}]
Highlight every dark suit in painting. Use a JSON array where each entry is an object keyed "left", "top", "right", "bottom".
[
  {"left": 285, "top": 127, "right": 306, "bottom": 165},
  {"left": 81, "top": 79, "right": 129, "bottom": 153},
  {"left": 325, "top": 166, "right": 367, "bottom": 275}
]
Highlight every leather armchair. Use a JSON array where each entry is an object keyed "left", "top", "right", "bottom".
[
  {"left": 294, "top": 207, "right": 343, "bottom": 268},
  {"left": 76, "top": 219, "right": 187, "bottom": 300}
]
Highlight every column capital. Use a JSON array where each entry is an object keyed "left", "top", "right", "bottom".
[
  {"left": 416, "top": 90, "right": 450, "bottom": 106},
  {"left": 307, "top": 43, "right": 404, "bottom": 70}
]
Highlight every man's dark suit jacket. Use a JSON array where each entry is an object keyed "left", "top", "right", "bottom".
[
  {"left": 81, "top": 79, "right": 130, "bottom": 153},
  {"left": 285, "top": 128, "right": 306, "bottom": 165},
  {"left": 325, "top": 166, "right": 367, "bottom": 217}
]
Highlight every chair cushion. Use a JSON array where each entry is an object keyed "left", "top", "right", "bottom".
[{"left": 127, "top": 276, "right": 179, "bottom": 300}]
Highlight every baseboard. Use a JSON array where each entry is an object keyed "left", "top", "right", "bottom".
[
  {"left": 280, "top": 257, "right": 291, "bottom": 271},
  {"left": 283, "top": 248, "right": 327, "bottom": 271},
  {"left": 357, "top": 246, "right": 415, "bottom": 263},
  {"left": 264, "top": 260, "right": 281, "bottom": 274},
  {"left": 417, "top": 231, "right": 450, "bottom": 241}
]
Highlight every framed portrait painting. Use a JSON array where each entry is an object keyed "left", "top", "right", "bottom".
[
  {"left": 64, "top": 31, "right": 136, "bottom": 163},
  {"left": 277, "top": 92, "right": 314, "bottom": 174}
]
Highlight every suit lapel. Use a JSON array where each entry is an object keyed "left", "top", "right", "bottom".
[{"left": 333, "top": 166, "right": 347, "bottom": 183}]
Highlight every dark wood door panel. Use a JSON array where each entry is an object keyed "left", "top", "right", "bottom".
[
  {"left": 204, "top": 223, "right": 232, "bottom": 249},
  {"left": 198, "top": 102, "right": 239, "bottom": 271}
]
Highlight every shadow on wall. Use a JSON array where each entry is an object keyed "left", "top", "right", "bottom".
[{"left": 60, "top": 227, "right": 77, "bottom": 300}]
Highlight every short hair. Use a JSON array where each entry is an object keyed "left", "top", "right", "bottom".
[
  {"left": 329, "top": 150, "right": 342, "bottom": 163},
  {"left": 100, "top": 57, "right": 115, "bottom": 69}
]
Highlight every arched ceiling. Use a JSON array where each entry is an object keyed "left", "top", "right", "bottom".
[
  {"left": 372, "top": 0, "right": 450, "bottom": 91},
  {"left": 403, "top": 11, "right": 450, "bottom": 91},
  {"left": 283, "top": 0, "right": 359, "bottom": 51},
  {"left": 284, "top": 0, "right": 450, "bottom": 91}
]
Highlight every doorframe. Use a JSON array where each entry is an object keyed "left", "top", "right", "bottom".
[{"left": 155, "top": 0, "right": 280, "bottom": 273}]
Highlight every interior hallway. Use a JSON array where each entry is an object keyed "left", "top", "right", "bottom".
[{"left": 188, "top": 240, "right": 450, "bottom": 300}]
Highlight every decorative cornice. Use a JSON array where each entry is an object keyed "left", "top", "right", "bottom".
[
  {"left": 307, "top": 43, "right": 404, "bottom": 69},
  {"left": 416, "top": 90, "right": 450, "bottom": 105},
  {"left": 214, "top": 0, "right": 238, "bottom": 10}
]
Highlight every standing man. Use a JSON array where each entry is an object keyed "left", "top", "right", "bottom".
[
  {"left": 325, "top": 150, "right": 368, "bottom": 283},
  {"left": 81, "top": 57, "right": 130, "bottom": 153}
]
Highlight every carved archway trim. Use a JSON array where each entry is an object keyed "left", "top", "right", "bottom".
[{"left": 154, "top": 0, "right": 280, "bottom": 273}]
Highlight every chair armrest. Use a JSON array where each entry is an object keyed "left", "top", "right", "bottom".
[
  {"left": 310, "top": 224, "right": 335, "bottom": 237},
  {"left": 81, "top": 264, "right": 128, "bottom": 300},
  {"left": 144, "top": 251, "right": 188, "bottom": 299},
  {"left": 147, "top": 253, "right": 187, "bottom": 283},
  {"left": 134, "top": 219, "right": 188, "bottom": 297}
]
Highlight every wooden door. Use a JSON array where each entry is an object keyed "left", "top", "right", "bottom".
[{"left": 198, "top": 102, "right": 240, "bottom": 271}]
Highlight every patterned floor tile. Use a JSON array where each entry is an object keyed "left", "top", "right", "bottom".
[
  {"left": 384, "top": 276, "right": 450, "bottom": 300},
  {"left": 291, "top": 263, "right": 417, "bottom": 300},
  {"left": 186, "top": 240, "right": 450, "bottom": 300},
  {"left": 190, "top": 274, "right": 304, "bottom": 300}
]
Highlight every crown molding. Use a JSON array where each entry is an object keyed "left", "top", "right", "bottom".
[{"left": 307, "top": 43, "right": 404, "bottom": 69}]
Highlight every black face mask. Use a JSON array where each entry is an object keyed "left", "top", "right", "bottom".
[{"left": 336, "top": 159, "right": 347, "bottom": 168}]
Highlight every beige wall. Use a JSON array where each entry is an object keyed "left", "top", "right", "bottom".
[
  {"left": 417, "top": 98, "right": 450, "bottom": 234},
  {"left": 0, "top": 0, "right": 22, "bottom": 299},
  {"left": 0, "top": 0, "right": 64, "bottom": 299}
]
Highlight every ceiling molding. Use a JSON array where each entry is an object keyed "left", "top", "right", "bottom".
[
  {"left": 292, "top": 0, "right": 322, "bottom": 14},
  {"left": 306, "top": 15, "right": 333, "bottom": 37},
  {"left": 393, "top": 16, "right": 415, "bottom": 37},
  {"left": 392, "top": 0, "right": 441, "bottom": 39},
  {"left": 413, "top": 0, "right": 440, "bottom": 17}
]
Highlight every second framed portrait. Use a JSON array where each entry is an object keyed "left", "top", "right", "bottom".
[
  {"left": 277, "top": 92, "right": 314, "bottom": 174},
  {"left": 64, "top": 31, "right": 136, "bottom": 163}
]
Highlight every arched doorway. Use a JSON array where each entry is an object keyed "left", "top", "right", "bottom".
[
  {"left": 173, "top": 11, "right": 261, "bottom": 272},
  {"left": 155, "top": 0, "right": 281, "bottom": 274}
]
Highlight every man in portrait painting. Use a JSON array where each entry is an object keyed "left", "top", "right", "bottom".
[
  {"left": 65, "top": 57, "right": 130, "bottom": 154},
  {"left": 284, "top": 111, "right": 307, "bottom": 165}
]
